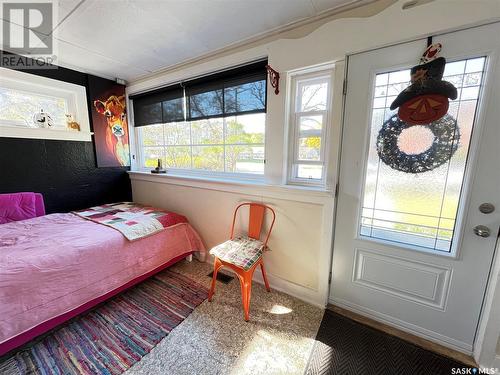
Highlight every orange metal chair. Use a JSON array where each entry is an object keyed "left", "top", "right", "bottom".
[{"left": 208, "top": 202, "right": 276, "bottom": 321}]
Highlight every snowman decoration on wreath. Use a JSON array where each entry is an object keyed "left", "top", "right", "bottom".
[{"left": 377, "top": 43, "right": 460, "bottom": 174}]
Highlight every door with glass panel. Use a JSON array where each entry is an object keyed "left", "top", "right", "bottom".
[{"left": 330, "top": 23, "right": 500, "bottom": 353}]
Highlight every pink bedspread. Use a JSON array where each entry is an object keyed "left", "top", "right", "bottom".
[{"left": 0, "top": 213, "right": 205, "bottom": 350}]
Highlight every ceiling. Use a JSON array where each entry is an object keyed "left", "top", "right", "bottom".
[{"left": 1, "top": 0, "right": 365, "bottom": 82}]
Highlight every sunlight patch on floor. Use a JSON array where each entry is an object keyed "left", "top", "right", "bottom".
[
  {"left": 230, "top": 329, "right": 315, "bottom": 375},
  {"left": 268, "top": 304, "right": 293, "bottom": 315}
]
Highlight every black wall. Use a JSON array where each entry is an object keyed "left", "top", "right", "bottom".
[{"left": 0, "top": 56, "right": 132, "bottom": 213}]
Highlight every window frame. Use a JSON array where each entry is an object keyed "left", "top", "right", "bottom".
[
  {"left": 131, "top": 61, "right": 268, "bottom": 181},
  {"left": 287, "top": 68, "right": 334, "bottom": 187},
  {"left": 0, "top": 67, "right": 91, "bottom": 142}
]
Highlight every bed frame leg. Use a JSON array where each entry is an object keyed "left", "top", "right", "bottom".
[{"left": 186, "top": 254, "right": 193, "bottom": 262}]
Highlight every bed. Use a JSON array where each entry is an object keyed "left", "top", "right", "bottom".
[{"left": 0, "top": 203, "right": 205, "bottom": 356}]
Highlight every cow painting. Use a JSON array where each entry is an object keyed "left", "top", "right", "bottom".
[{"left": 93, "top": 94, "right": 130, "bottom": 167}]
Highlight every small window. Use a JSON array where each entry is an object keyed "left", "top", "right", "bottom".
[
  {"left": 288, "top": 70, "right": 333, "bottom": 186},
  {"left": 0, "top": 87, "right": 69, "bottom": 128},
  {"left": 0, "top": 67, "right": 91, "bottom": 141}
]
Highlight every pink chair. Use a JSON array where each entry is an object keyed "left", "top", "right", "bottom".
[{"left": 0, "top": 192, "right": 45, "bottom": 224}]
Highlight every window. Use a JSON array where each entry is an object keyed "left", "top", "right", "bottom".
[
  {"left": 132, "top": 60, "right": 267, "bottom": 178},
  {"left": 288, "top": 69, "right": 333, "bottom": 186},
  {"left": 0, "top": 87, "right": 68, "bottom": 128},
  {"left": 360, "top": 57, "right": 486, "bottom": 253},
  {"left": 0, "top": 67, "right": 91, "bottom": 141},
  {"left": 138, "top": 113, "right": 265, "bottom": 174}
]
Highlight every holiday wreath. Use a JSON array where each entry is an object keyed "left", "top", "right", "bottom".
[
  {"left": 376, "top": 114, "right": 459, "bottom": 174},
  {"left": 377, "top": 42, "right": 460, "bottom": 173}
]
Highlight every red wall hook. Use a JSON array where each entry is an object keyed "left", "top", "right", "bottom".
[{"left": 266, "top": 65, "right": 280, "bottom": 95}]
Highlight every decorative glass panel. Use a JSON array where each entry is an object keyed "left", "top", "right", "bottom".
[{"left": 360, "top": 57, "right": 486, "bottom": 252}]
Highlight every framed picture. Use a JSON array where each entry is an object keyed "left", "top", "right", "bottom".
[{"left": 88, "top": 76, "right": 130, "bottom": 167}]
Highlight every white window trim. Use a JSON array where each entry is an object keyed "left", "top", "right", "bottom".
[
  {"left": 0, "top": 67, "right": 92, "bottom": 142},
  {"left": 287, "top": 67, "right": 334, "bottom": 187}
]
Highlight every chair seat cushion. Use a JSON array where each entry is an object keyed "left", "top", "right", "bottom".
[{"left": 210, "top": 236, "right": 265, "bottom": 270}]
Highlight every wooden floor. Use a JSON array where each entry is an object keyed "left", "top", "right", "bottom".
[{"left": 327, "top": 304, "right": 477, "bottom": 367}]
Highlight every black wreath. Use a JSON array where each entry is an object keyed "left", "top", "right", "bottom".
[{"left": 376, "top": 114, "right": 460, "bottom": 173}]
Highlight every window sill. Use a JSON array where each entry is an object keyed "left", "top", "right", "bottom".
[
  {"left": 128, "top": 170, "right": 334, "bottom": 204},
  {"left": 0, "top": 126, "right": 93, "bottom": 142}
]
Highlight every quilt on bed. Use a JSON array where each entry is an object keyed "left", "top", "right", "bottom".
[
  {"left": 0, "top": 212, "right": 205, "bottom": 354},
  {"left": 73, "top": 202, "right": 188, "bottom": 240}
]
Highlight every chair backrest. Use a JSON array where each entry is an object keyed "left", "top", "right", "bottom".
[{"left": 230, "top": 202, "right": 276, "bottom": 246}]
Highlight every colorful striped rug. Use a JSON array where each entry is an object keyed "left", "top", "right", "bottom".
[{"left": 0, "top": 269, "right": 208, "bottom": 375}]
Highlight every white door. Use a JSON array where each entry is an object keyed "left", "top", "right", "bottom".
[{"left": 330, "top": 23, "right": 500, "bottom": 354}]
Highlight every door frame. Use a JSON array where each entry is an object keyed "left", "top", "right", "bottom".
[
  {"left": 475, "top": 241, "right": 500, "bottom": 367},
  {"left": 327, "top": 21, "right": 500, "bottom": 354}
]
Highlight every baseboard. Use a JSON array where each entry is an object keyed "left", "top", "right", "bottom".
[
  {"left": 252, "top": 268, "right": 326, "bottom": 308},
  {"left": 329, "top": 297, "right": 474, "bottom": 356},
  {"left": 207, "top": 260, "right": 327, "bottom": 308}
]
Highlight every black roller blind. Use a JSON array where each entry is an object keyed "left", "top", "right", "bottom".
[
  {"left": 186, "top": 60, "right": 267, "bottom": 121},
  {"left": 132, "top": 86, "right": 184, "bottom": 127},
  {"left": 131, "top": 59, "right": 267, "bottom": 127}
]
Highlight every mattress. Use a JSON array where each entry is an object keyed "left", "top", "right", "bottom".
[{"left": 0, "top": 213, "right": 205, "bottom": 352}]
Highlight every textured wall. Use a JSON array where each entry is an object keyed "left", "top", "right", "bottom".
[
  {"left": 0, "top": 54, "right": 131, "bottom": 213},
  {"left": 0, "top": 138, "right": 131, "bottom": 213}
]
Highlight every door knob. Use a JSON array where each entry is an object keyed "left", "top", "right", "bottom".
[{"left": 473, "top": 225, "right": 491, "bottom": 238}]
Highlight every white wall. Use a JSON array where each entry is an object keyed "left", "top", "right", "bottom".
[
  {"left": 127, "top": 0, "right": 500, "bottom": 356},
  {"left": 130, "top": 173, "right": 335, "bottom": 306}
]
